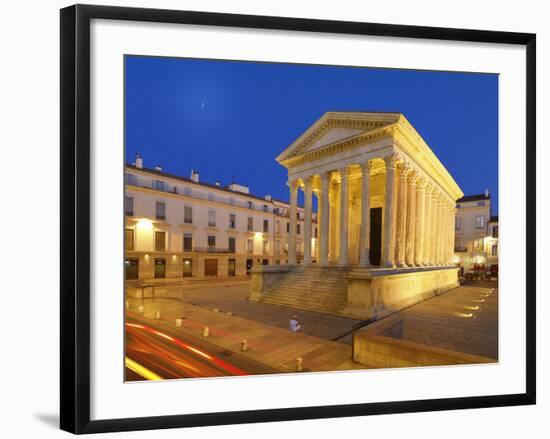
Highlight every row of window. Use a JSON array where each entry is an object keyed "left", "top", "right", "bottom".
[
  {"left": 456, "top": 201, "right": 486, "bottom": 209},
  {"left": 125, "top": 256, "right": 274, "bottom": 280},
  {"left": 455, "top": 216, "right": 490, "bottom": 230},
  {"left": 125, "top": 197, "right": 313, "bottom": 234},
  {"left": 454, "top": 237, "right": 498, "bottom": 256},
  {"left": 126, "top": 175, "right": 315, "bottom": 219},
  {"left": 125, "top": 228, "right": 291, "bottom": 255}
]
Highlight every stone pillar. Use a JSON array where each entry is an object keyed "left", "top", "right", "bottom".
[
  {"left": 358, "top": 161, "right": 372, "bottom": 267},
  {"left": 423, "top": 185, "right": 433, "bottom": 266},
  {"left": 313, "top": 190, "right": 321, "bottom": 263},
  {"left": 432, "top": 196, "right": 439, "bottom": 265},
  {"left": 414, "top": 178, "right": 426, "bottom": 266},
  {"left": 288, "top": 179, "right": 298, "bottom": 265},
  {"left": 395, "top": 164, "right": 409, "bottom": 267},
  {"left": 303, "top": 177, "right": 313, "bottom": 265},
  {"left": 319, "top": 172, "right": 330, "bottom": 267},
  {"left": 430, "top": 191, "right": 439, "bottom": 265},
  {"left": 339, "top": 166, "right": 350, "bottom": 266},
  {"left": 382, "top": 154, "right": 398, "bottom": 268},
  {"left": 437, "top": 196, "right": 444, "bottom": 265},
  {"left": 446, "top": 203, "right": 453, "bottom": 264},
  {"left": 405, "top": 171, "right": 417, "bottom": 266},
  {"left": 444, "top": 201, "right": 451, "bottom": 264},
  {"left": 450, "top": 206, "right": 457, "bottom": 265}
]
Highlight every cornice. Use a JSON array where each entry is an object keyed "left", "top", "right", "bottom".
[{"left": 280, "top": 123, "right": 397, "bottom": 168}]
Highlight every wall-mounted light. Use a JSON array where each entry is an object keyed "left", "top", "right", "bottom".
[{"left": 136, "top": 218, "right": 153, "bottom": 231}]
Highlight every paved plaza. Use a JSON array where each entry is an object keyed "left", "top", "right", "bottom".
[
  {"left": 357, "top": 280, "right": 498, "bottom": 361},
  {"left": 127, "top": 279, "right": 498, "bottom": 372},
  {"left": 169, "top": 279, "right": 361, "bottom": 343},
  {"left": 126, "top": 296, "right": 365, "bottom": 373}
]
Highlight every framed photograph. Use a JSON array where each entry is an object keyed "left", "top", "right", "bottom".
[{"left": 60, "top": 4, "right": 536, "bottom": 434}]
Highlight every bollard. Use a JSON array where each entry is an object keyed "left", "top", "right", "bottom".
[
  {"left": 155, "top": 311, "right": 161, "bottom": 320},
  {"left": 175, "top": 318, "right": 182, "bottom": 327},
  {"left": 241, "top": 340, "right": 248, "bottom": 352},
  {"left": 226, "top": 311, "right": 233, "bottom": 316},
  {"left": 213, "top": 308, "right": 220, "bottom": 313},
  {"left": 138, "top": 305, "right": 144, "bottom": 315},
  {"left": 203, "top": 326, "right": 209, "bottom": 337},
  {"left": 296, "top": 357, "right": 303, "bottom": 372}
]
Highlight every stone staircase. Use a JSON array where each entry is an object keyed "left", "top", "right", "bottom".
[{"left": 259, "top": 266, "right": 351, "bottom": 316}]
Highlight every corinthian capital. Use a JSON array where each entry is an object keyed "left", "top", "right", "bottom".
[
  {"left": 383, "top": 153, "right": 400, "bottom": 170},
  {"left": 288, "top": 179, "right": 300, "bottom": 190},
  {"left": 360, "top": 160, "right": 373, "bottom": 175},
  {"left": 408, "top": 169, "right": 420, "bottom": 185}
]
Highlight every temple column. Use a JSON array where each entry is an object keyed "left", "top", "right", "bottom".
[
  {"left": 423, "top": 185, "right": 433, "bottom": 265},
  {"left": 414, "top": 178, "right": 426, "bottom": 266},
  {"left": 338, "top": 166, "right": 350, "bottom": 266},
  {"left": 288, "top": 179, "right": 298, "bottom": 265},
  {"left": 395, "top": 164, "right": 409, "bottom": 267},
  {"left": 358, "top": 160, "right": 373, "bottom": 267},
  {"left": 319, "top": 172, "right": 330, "bottom": 267},
  {"left": 303, "top": 176, "right": 313, "bottom": 265},
  {"left": 439, "top": 197, "right": 445, "bottom": 264},
  {"left": 430, "top": 189, "right": 440, "bottom": 265},
  {"left": 428, "top": 192, "right": 437, "bottom": 265},
  {"left": 434, "top": 196, "right": 441, "bottom": 265},
  {"left": 405, "top": 171, "right": 417, "bottom": 266},
  {"left": 444, "top": 202, "right": 451, "bottom": 264},
  {"left": 447, "top": 203, "right": 455, "bottom": 265},
  {"left": 382, "top": 154, "right": 398, "bottom": 268},
  {"left": 313, "top": 190, "right": 321, "bottom": 263},
  {"left": 450, "top": 206, "right": 457, "bottom": 264}
]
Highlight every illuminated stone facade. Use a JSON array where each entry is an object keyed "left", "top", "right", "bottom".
[
  {"left": 124, "top": 162, "right": 317, "bottom": 282},
  {"left": 251, "top": 111, "right": 465, "bottom": 317}
]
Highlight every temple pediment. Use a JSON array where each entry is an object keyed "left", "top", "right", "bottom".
[{"left": 276, "top": 111, "right": 401, "bottom": 164}]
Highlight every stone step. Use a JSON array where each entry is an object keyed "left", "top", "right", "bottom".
[
  {"left": 263, "top": 293, "right": 347, "bottom": 305},
  {"left": 258, "top": 267, "right": 352, "bottom": 315}
]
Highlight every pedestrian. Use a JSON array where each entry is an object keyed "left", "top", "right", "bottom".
[{"left": 289, "top": 315, "right": 301, "bottom": 332}]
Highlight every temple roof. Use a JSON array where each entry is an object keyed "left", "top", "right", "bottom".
[{"left": 276, "top": 111, "right": 464, "bottom": 201}]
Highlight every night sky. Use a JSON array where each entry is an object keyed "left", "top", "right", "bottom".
[{"left": 125, "top": 56, "right": 498, "bottom": 213}]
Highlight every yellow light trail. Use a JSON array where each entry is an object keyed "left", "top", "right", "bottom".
[{"left": 125, "top": 357, "right": 163, "bottom": 381}]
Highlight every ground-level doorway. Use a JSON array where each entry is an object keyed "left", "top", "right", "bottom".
[
  {"left": 204, "top": 259, "right": 218, "bottom": 276},
  {"left": 125, "top": 258, "right": 139, "bottom": 280},
  {"left": 369, "top": 207, "right": 382, "bottom": 266},
  {"left": 182, "top": 258, "right": 193, "bottom": 277},
  {"left": 228, "top": 258, "right": 236, "bottom": 276},
  {"left": 154, "top": 258, "right": 166, "bottom": 278}
]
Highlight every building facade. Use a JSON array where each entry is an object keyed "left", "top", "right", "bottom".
[
  {"left": 124, "top": 159, "right": 317, "bottom": 282},
  {"left": 453, "top": 192, "right": 499, "bottom": 274}
]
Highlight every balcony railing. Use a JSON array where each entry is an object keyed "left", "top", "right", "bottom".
[
  {"left": 193, "top": 247, "right": 231, "bottom": 254},
  {"left": 126, "top": 175, "right": 275, "bottom": 213},
  {"left": 126, "top": 174, "right": 320, "bottom": 220}
]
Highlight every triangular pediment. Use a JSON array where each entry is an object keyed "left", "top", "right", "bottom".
[
  {"left": 302, "top": 127, "right": 365, "bottom": 154},
  {"left": 276, "top": 111, "right": 402, "bottom": 164}
]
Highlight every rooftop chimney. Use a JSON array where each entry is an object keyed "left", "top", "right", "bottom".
[
  {"left": 154, "top": 165, "right": 162, "bottom": 172},
  {"left": 135, "top": 154, "right": 143, "bottom": 169},
  {"left": 264, "top": 195, "right": 272, "bottom": 201},
  {"left": 190, "top": 169, "right": 199, "bottom": 183},
  {"left": 485, "top": 188, "right": 490, "bottom": 198},
  {"left": 215, "top": 181, "right": 221, "bottom": 186}
]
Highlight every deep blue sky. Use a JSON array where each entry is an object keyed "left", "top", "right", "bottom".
[{"left": 125, "top": 56, "right": 498, "bottom": 213}]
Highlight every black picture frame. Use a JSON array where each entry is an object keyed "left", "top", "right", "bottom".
[{"left": 60, "top": 4, "right": 536, "bottom": 434}]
